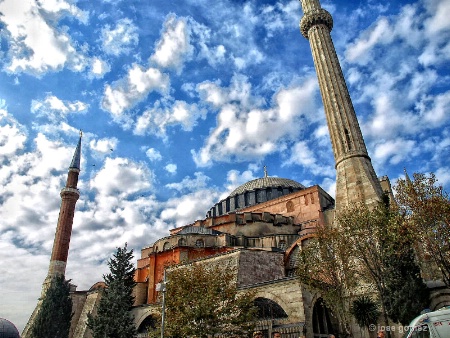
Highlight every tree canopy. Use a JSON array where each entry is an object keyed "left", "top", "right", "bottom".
[
  {"left": 31, "top": 275, "right": 73, "bottom": 338},
  {"left": 296, "top": 173, "right": 447, "bottom": 334},
  {"left": 87, "top": 243, "right": 137, "bottom": 338},
  {"left": 395, "top": 172, "right": 450, "bottom": 285},
  {"left": 157, "top": 262, "right": 257, "bottom": 338}
]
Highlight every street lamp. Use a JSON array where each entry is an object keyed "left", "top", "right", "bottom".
[{"left": 156, "top": 270, "right": 167, "bottom": 338}]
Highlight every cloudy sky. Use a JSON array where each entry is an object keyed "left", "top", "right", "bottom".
[{"left": 0, "top": 0, "right": 449, "bottom": 332}]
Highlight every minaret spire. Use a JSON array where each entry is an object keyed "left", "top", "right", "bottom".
[
  {"left": 299, "top": 0, "right": 383, "bottom": 208},
  {"left": 22, "top": 133, "right": 82, "bottom": 338}
]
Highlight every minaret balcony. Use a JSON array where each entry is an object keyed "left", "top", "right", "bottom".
[{"left": 60, "top": 187, "right": 80, "bottom": 197}]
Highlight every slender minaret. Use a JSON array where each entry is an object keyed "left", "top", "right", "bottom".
[
  {"left": 299, "top": 0, "right": 383, "bottom": 208},
  {"left": 22, "top": 132, "right": 82, "bottom": 338},
  {"left": 46, "top": 132, "right": 82, "bottom": 279}
]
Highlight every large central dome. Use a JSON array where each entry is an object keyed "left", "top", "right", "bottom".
[
  {"left": 229, "top": 177, "right": 305, "bottom": 197},
  {"left": 206, "top": 175, "right": 305, "bottom": 218}
]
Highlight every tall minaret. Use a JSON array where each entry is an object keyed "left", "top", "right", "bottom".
[
  {"left": 22, "top": 133, "right": 82, "bottom": 338},
  {"left": 46, "top": 131, "right": 82, "bottom": 279},
  {"left": 299, "top": 0, "right": 383, "bottom": 208}
]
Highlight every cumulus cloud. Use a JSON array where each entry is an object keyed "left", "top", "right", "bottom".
[
  {"left": 373, "top": 138, "right": 417, "bottom": 165},
  {"left": 164, "top": 163, "right": 177, "bottom": 174},
  {"left": 151, "top": 15, "right": 193, "bottom": 71},
  {"left": 100, "top": 18, "right": 139, "bottom": 56},
  {"left": 101, "top": 64, "right": 170, "bottom": 124},
  {"left": 31, "top": 95, "right": 88, "bottom": 122},
  {"left": 283, "top": 141, "right": 334, "bottom": 177},
  {"left": 166, "top": 172, "right": 211, "bottom": 193},
  {"left": 145, "top": 148, "right": 162, "bottom": 161},
  {"left": 134, "top": 100, "right": 207, "bottom": 138},
  {"left": 0, "top": 0, "right": 88, "bottom": 75},
  {"left": 160, "top": 189, "right": 220, "bottom": 228},
  {"left": 192, "top": 75, "right": 320, "bottom": 166},
  {"left": 89, "top": 57, "right": 111, "bottom": 78},
  {"left": 90, "top": 157, "right": 153, "bottom": 198},
  {"left": 89, "top": 137, "right": 118, "bottom": 159},
  {"left": 0, "top": 108, "right": 27, "bottom": 162}
]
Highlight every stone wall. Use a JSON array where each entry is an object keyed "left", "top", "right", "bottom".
[{"left": 71, "top": 290, "right": 102, "bottom": 338}]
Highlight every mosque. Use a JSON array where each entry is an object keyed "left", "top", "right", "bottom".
[{"left": 21, "top": 0, "right": 450, "bottom": 338}]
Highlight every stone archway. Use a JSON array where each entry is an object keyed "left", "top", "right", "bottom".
[
  {"left": 137, "top": 314, "right": 157, "bottom": 334},
  {"left": 254, "top": 297, "right": 288, "bottom": 320},
  {"left": 312, "top": 298, "right": 337, "bottom": 338}
]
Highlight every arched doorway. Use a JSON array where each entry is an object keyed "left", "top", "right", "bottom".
[
  {"left": 254, "top": 297, "right": 288, "bottom": 319},
  {"left": 137, "top": 314, "right": 157, "bottom": 335},
  {"left": 312, "top": 298, "right": 337, "bottom": 338}
]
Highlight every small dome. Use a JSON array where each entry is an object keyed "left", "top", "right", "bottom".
[
  {"left": 229, "top": 176, "right": 305, "bottom": 197},
  {"left": 0, "top": 318, "right": 20, "bottom": 338}
]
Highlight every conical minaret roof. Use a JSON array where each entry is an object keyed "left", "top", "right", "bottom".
[{"left": 69, "top": 131, "right": 82, "bottom": 170}]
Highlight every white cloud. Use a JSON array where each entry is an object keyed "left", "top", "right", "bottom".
[
  {"left": 420, "top": 91, "right": 450, "bottom": 126},
  {"left": 31, "top": 95, "right": 88, "bottom": 122},
  {"left": 435, "top": 167, "right": 450, "bottom": 187},
  {"left": 166, "top": 172, "right": 211, "bottom": 193},
  {"left": 134, "top": 100, "right": 207, "bottom": 138},
  {"left": 424, "top": 0, "right": 450, "bottom": 35},
  {"left": 100, "top": 18, "right": 139, "bottom": 56},
  {"left": 145, "top": 148, "right": 162, "bottom": 161},
  {"left": 101, "top": 64, "right": 170, "bottom": 124},
  {"left": 89, "top": 137, "right": 118, "bottom": 159},
  {"left": 164, "top": 163, "right": 177, "bottom": 174},
  {"left": 223, "top": 168, "right": 257, "bottom": 197},
  {"left": 160, "top": 189, "right": 220, "bottom": 228},
  {"left": 283, "top": 141, "right": 334, "bottom": 177},
  {"left": 192, "top": 76, "right": 320, "bottom": 166},
  {"left": 373, "top": 138, "right": 417, "bottom": 165},
  {"left": 151, "top": 15, "right": 193, "bottom": 71},
  {"left": 0, "top": 109, "right": 27, "bottom": 162},
  {"left": 90, "top": 157, "right": 153, "bottom": 198},
  {"left": 345, "top": 17, "right": 393, "bottom": 65},
  {"left": 89, "top": 57, "right": 111, "bottom": 78},
  {"left": 0, "top": 0, "right": 88, "bottom": 75}
]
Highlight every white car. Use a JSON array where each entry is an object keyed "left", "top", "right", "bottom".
[{"left": 402, "top": 307, "right": 450, "bottom": 338}]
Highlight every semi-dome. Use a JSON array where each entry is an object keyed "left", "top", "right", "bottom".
[
  {"left": 0, "top": 318, "right": 20, "bottom": 338},
  {"left": 207, "top": 175, "right": 305, "bottom": 218}
]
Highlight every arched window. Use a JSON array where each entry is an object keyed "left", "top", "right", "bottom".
[
  {"left": 137, "top": 315, "right": 157, "bottom": 333},
  {"left": 312, "top": 298, "right": 336, "bottom": 338},
  {"left": 278, "top": 240, "right": 287, "bottom": 250},
  {"left": 163, "top": 242, "right": 170, "bottom": 251},
  {"left": 286, "top": 200, "right": 295, "bottom": 212},
  {"left": 254, "top": 297, "right": 288, "bottom": 319},
  {"left": 195, "top": 239, "right": 204, "bottom": 247},
  {"left": 178, "top": 238, "right": 186, "bottom": 246}
]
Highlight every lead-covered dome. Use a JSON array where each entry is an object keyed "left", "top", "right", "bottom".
[
  {"left": 229, "top": 177, "right": 305, "bottom": 196},
  {"left": 0, "top": 318, "right": 20, "bottom": 338},
  {"left": 207, "top": 176, "right": 305, "bottom": 218}
]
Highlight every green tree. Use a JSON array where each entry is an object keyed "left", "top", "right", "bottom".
[
  {"left": 297, "top": 223, "right": 360, "bottom": 337},
  {"left": 338, "top": 194, "right": 430, "bottom": 329},
  {"left": 381, "top": 213, "right": 429, "bottom": 325},
  {"left": 31, "top": 275, "right": 73, "bottom": 338},
  {"left": 162, "top": 262, "right": 257, "bottom": 338},
  {"left": 395, "top": 172, "right": 450, "bottom": 285},
  {"left": 87, "top": 243, "right": 137, "bottom": 338}
]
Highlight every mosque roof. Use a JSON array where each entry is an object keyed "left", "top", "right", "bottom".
[
  {"left": 229, "top": 176, "right": 305, "bottom": 197},
  {"left": 0, "top": 318, "right": 20, "bottom": 338}
]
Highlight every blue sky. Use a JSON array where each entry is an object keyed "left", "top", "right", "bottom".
[{"left": 0, "top": 0, "right": 449, "bottom": 332}]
